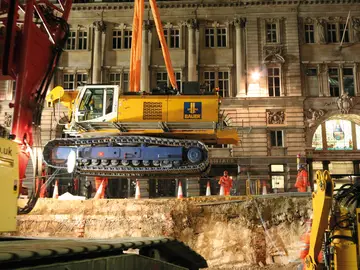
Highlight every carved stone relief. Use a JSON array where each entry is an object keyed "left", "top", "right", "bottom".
[
  {"left": 267, "top": 111, "right": 285, "bottom": 125},
  {"left": 233, "top": 17, "right": 246, "bottom": 29},
  {"left": 94, "top": 21, "right": 106, "bottom": 32},
  {"left": 315, "top": 18, "right": 326, "bottom": 44},
  {"left": 352, "top": 17, "right": 360, "bottom": 42},
  {"left": 306, "top": 108, "right": 325, "bottom": 128},
  {"left": 336, "top": 92, "right": 355, "bottom": 114},
  {"left": 263, "top": 45, "right": 285, "bottom": 64}
]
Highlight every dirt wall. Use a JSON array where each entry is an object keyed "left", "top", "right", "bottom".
[{"left": 12, "top": 196, "right": 312, "bottom": 269}]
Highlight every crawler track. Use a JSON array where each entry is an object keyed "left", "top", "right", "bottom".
[{"left": 43, "top": 136, "right": 210, "bottom": 178}]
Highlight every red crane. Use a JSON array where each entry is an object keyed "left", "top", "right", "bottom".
[{"left": 0, "top": 0, "right": 72, "bottom": 200}]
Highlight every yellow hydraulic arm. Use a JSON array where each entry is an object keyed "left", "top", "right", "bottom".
[
  {"left": 130, "top": 0, "right": 177, "bottom": 92},
  {"left": 305, "top": 170, "right": 334, "bottom": 270}
]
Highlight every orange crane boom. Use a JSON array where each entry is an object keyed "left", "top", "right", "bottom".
[{"left": 129, "top": 0, "right": 177, "bottom": 92}]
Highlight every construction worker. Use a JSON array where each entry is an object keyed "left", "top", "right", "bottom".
[
  {"left": 94, "top": 176, "right": 108, "bottom": 199},
  {"left": 218, "top": 170, "right": 233, "bottom": 196},
  {"left": 295, "top": 164, "right": 310, "bottom": 192}
]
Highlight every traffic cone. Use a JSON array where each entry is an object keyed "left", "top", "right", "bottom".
[
  {"left": 262, "top": 182, "right": 267, "bottom": 195},
  {"left": 177, "top": 181, "right": 183, "bottom": 199},
  {"left": 219, "top": 185, "right": 224, "bottom": 196},
  {"left": 94, "top": 180, "right": 104, "bottom": 199},
  {"left": 135, "top": 180, "right": 141, "bottom": 199},
  {"left": 52, "top": 180, "right": 59, "bottom": 199},
  {"left": 205, "top": 181, "right": 211, "bottom": 196}
]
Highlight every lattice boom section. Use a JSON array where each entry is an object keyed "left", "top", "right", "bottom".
[{"left": 143, "top": 102, "right": 162, "bottom": 120}]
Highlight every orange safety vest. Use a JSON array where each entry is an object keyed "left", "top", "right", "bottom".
[
  {"left": 219, "top": 176, "right": 233, "bottom": 190},
  {"left": 295, "top": 169, "right": 309, "bottom": 192}
]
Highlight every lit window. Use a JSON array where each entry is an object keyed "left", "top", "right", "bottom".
[{"left": 267, "top": 67, "right": 281, "bottom": 97}]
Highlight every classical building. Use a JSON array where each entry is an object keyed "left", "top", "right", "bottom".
[{"left": 1, "top": 0, "right": 360, "bottom": 197}]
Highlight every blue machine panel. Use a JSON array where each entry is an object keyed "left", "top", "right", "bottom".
[{"left": 183, "top": 102, "right": 202, "bottom": 119}]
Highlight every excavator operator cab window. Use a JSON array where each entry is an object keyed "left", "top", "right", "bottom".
[{"left": 78, "top": 88, "right": 114, "bottom": 121}]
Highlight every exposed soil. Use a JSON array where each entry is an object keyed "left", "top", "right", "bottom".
[{"left": 11, "top": 196, "right": 311, "bottom": 269}]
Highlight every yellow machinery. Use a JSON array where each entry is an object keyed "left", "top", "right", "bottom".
[
  {"left": 44, "top": 84, "right": 238, "bottom": 178},
  {"left": 305, "top": 170, "right": 359, "bottom": 269},
  {"left": 0, "top": 138, "right": 19, "bottom": 232}
]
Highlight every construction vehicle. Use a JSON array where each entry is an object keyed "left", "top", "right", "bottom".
[
  {"left": 304, "top": 170, "right": 360, "bottom": 270},
  {"left": 43, "top": 0, "right": 238, "bottom": 179},
  {"left": 0, "top": 1, "right": 207, "bottom": 269}
]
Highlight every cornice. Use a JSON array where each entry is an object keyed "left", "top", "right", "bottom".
[{"left": 71, "top": 0, "right": 360, "bottom": 11}]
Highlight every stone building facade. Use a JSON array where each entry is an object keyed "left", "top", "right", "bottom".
[{"left": 1, "top": 0, "right": 360, "bottom": 196}]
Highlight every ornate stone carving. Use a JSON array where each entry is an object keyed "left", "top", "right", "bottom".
[
  {"left": 306, "top": 108, "right": 325, "bottom": 128},
  {"left": 164, "top": 22, "right": 173, "bottom": 29},
  {"left": 211, "top": 21, "right": 220, "bottom": 28},
  {"left": 94, "top": 20, "right": 106, "bottom": 32},
  {"left": 336, "top": 92, "right": 355, "bottom": 114},
  {"left": 185, "top": 18, "right": 198, "bottom": 29},
  {"left": 267, "top": 111, "right": 285, "bottom": 125},
  {"left": 352, "top": 17, "right": 360, "bottom": 42},
  {"left": 263, "top": 45, "right": 285, "bottom": 64},
  {"left": 115, "top": 22, "right": 126, "bottom": 30},
  {"left": 315, "top": 18, "right": 326, "bottom": 44},
  {"left": 233, "top": 17, "right": 246, "bottom": 29},
  {"left": 4, "top": 112, "right": 12, "bottom": 128}
]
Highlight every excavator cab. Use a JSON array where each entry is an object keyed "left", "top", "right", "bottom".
[{"left": 75, "top": 85, "right": 119, "bottom": 123}]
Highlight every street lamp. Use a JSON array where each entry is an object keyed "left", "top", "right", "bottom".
[{"left": 251, "top": 71, "right": 260, "bottom": 82}]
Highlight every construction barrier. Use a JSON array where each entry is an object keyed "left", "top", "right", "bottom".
[
  {"left": 94, "top": 180, "right": 104, "bottom": 200},
  {"left": 177, "top": 181, "right": 183, "bottom": 199},
  {"left": 135, "top": 180, "right": 141, "bottom": 199},
  {"left": 205, "top": 181, "right": 211, "bottom": 196},
  {"left": 52, "top": 180, "right": 59, "bottom": 199}
]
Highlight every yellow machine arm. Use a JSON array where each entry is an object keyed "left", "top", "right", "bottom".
[
  {"left": 305, "top": 170, "right": 334, "bottom": 270},
  {"left": 305, "top": 170, "right": 359, "bottom": 270},
  {"left": 130, "top": 0, "right": 177, "bottom": 92}
]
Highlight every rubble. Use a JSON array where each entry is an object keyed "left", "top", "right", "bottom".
[{"left": 12, "top": 196, "right": 312, "bottom": 269}]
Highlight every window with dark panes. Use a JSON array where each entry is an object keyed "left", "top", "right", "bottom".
[
  {"left": 76, "top": 73, "right": 88, "bottom": 87},
  {"left": 63, "top": 74, "right": 75, "bottom": 90},
  {"left": 170, "top": 29, "right": 180, "bottom": 48},
  {"left": 327, "top": 23, "right": 337, "bottom": 43},
  {"left": 159, "top": 29, "right": 168, "bottom": 48},
  {"left": 270, "top": 130, "right": 284, "bottom": 147},
  {"left": 339, "top": 23, "right": 349, "bottom": 43},
  {"left": 156, "top": 72, "right": 168, "bottom": 87},
  {"left": 12, "top": 81, "right": 16, "bottom": 100},
  {"left": 123, "top": 73, "right": 129, "bottom": 92},
  {"left": 218, "top": 71, "right": 229, "bottom": 97},
  {"left": 78, "top": 31, "right": 87, "bottom": 50},
  {"left": 175, "top": 72, "right": 182, "bottom": 91},
  {"left": 306, "top": 68, "right": 319, "bottom": 97},
  {"left": 268, "top": 67, "right": 281, "bottom": 97},
  {"left": 112, "top": 30, "right": 121, "bottom": 49},
  {"left": 305, "top": 24, "right": 315, "bottom": 43},
  {"left": 205, "top": 28, "right": 215, "bottom": 48},
  {"left": 66, "top": 31, "right": 76, "bottom": 50},
  {"left": 204, "top": 71, "right": 216, "bottom": 91},
  {"left": 343, "top": 68, "right": 354, "bottom": 96},
  {"left": 328, "top": 68, "right": 340, "bottom": 97},
  {"left": 217, "top": 28, "right": 227, "bottom": 47},
  {"left": 109, "top": 73, "right": 121, "bottom": 85},
  {"left": 124, "top": 30, "right": 132, "bottom": 49},
  {"left": 266, "top": 23, "right": 277, "bottom": 43}
]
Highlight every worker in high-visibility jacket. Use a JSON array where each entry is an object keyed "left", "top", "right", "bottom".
[
  {"left": 295, "top": 165, "right": 310, "bottom": 192},
  {"left": 218, "top": 170, "right": 233, "bottom": 196}
]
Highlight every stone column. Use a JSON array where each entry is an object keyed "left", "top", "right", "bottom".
[
  {"left": 92, "top": 21, "right": 106, "bottom": 84},
  {"left": 234, "top": 18, "right": 246, "bottom": 97},
  {"left": 187, "top": 19, "right": 198, "bottom": 82},
  {"left": 141, "top": 22, "right": 150, "bottom": 92}
]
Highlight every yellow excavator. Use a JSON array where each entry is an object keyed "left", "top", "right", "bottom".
[
  {"left": 44, "top": 0, "right": 238, "bottom": 178},
  {"left": 305, "top": 170, "right": 360, "bottom": 269}
]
